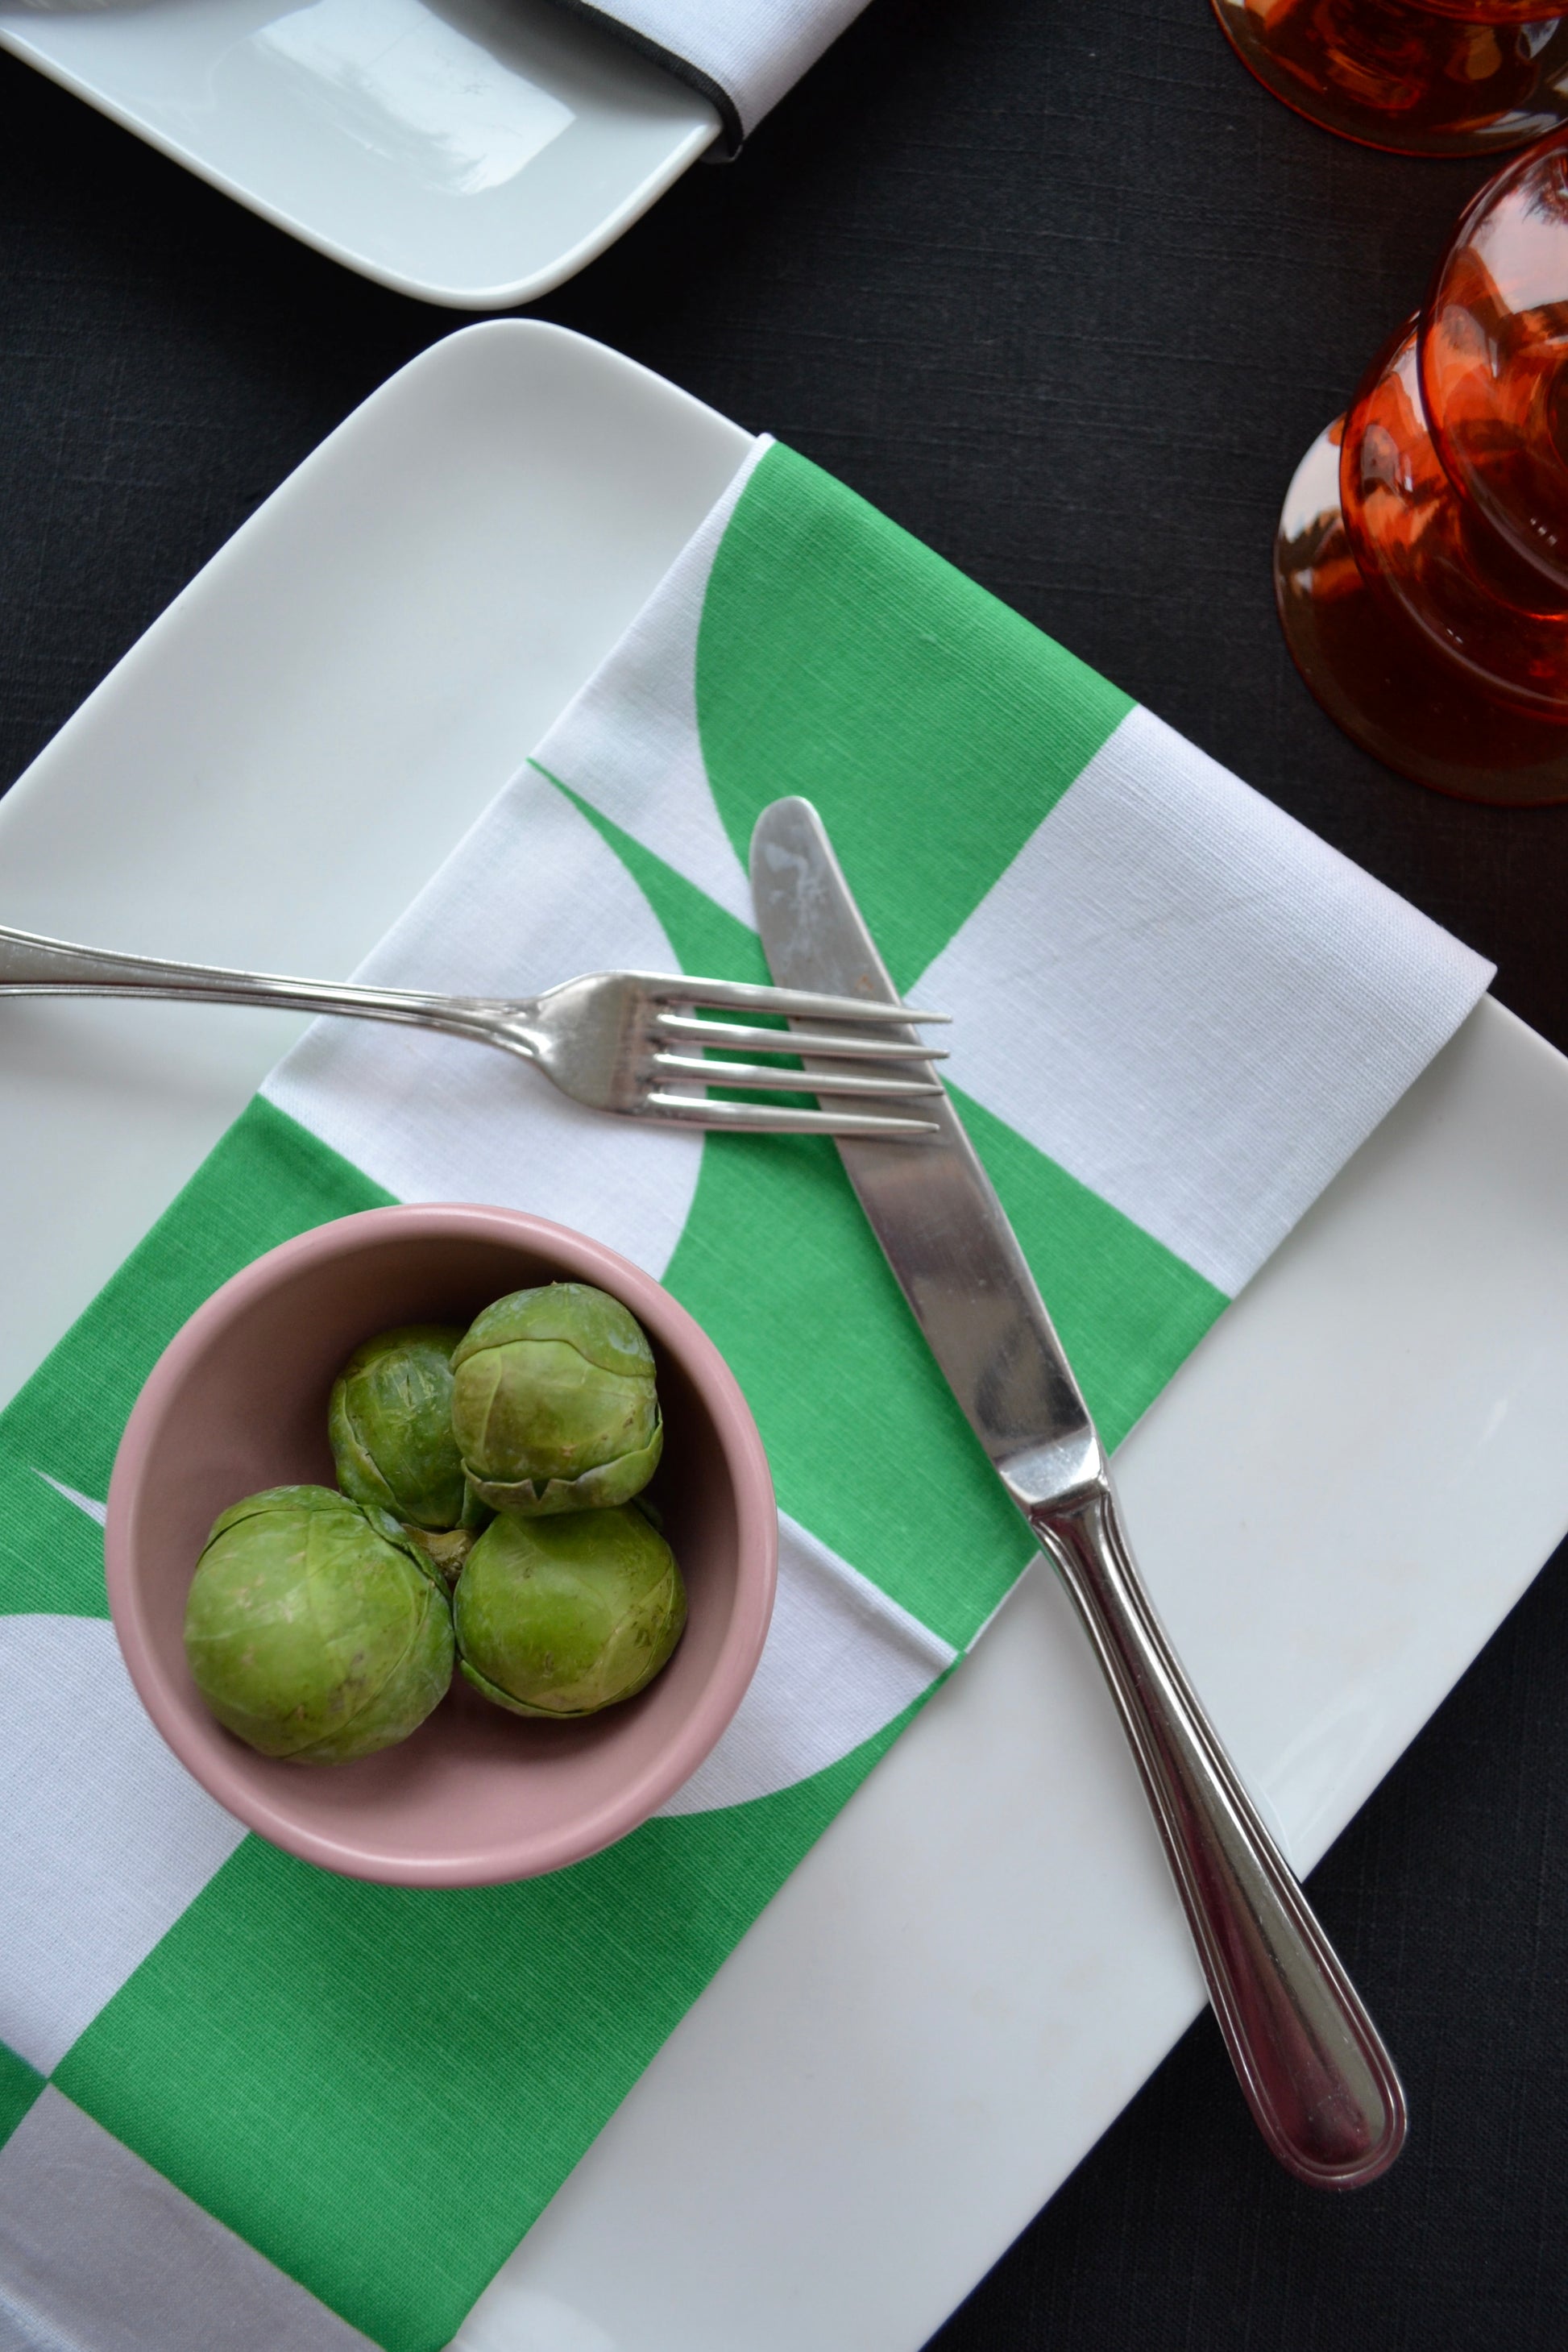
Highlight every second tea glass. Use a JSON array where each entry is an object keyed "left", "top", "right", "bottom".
[{"left": 1275, "top": 127, "right": 1568, "bottom": 801}]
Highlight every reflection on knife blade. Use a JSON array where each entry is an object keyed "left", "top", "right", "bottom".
[{"left": 748, "top": 797, "right": 1100, "bottom": 1508}]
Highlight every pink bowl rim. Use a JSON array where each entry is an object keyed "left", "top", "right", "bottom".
[{"left": 105, "top": 1202, "right": 778, "bottom": 1887}]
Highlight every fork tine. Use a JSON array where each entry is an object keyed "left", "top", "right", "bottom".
[
  {"left": 651, "top": 1052, "right": 942, "bottom": 1098},
  {"left": 643, "top": 975, "right": 948, "bottom": 1025},
  {"left": 654, "top": 1013, "right": 948, "bottom": 1062},
  {"left": 642, "top": 1091, "right": 938, "bottom": 1138}
]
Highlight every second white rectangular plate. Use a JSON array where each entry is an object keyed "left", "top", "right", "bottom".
[
  {"left": 5, "top": 321, "right": 1568, "bottom": 2351},
  {"left": 0, "top": 0, "right": 718, "bottom": 308}
]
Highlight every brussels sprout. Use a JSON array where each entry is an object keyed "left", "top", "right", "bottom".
[
  {"left": 454, "top": 1504, "right": 686, "bottom": 1718},
  {"left": 329, "top": 1324, "right": 484, "bottom": 1533},
  {"left": 184, "top": 1484, "right": 454, "bottom": 1763},
  {"left": 450, "top": 1283, "right": 662, "bottom": 1516}
]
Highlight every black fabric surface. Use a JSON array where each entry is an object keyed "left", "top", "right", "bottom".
[{"left": 3, "top": 5, "right": 1568, "bottom": 2346}]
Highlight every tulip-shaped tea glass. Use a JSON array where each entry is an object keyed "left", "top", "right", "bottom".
[
  {"left": 1212, "top": 0, "right": 1568, "bottom": 156},
  {"left": 1275, "top": 126, "right": 1568, "bottom": 801}
]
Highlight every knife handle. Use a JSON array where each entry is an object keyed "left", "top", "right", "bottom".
[{"left": 1031, "top": 1484, "right": 1407, "bottom": 2188}]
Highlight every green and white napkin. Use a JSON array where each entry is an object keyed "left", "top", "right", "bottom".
[{"left": 0, "top": 441, "right": 1489, "bottom": 2352}]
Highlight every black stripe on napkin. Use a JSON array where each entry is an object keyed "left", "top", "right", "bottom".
[{"left": 554, "top": 1, "right": 745, "bottom": 156}]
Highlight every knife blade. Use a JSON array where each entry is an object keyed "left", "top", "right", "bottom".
[
  {"left": 747, "top": 797, "right": 1102, "bottom": 1519},
  {"left": 749, "top": 793, "right": 1406, "bottom": 2191}
]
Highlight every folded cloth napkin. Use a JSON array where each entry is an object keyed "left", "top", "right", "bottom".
[
  {"left": 562, "top": 0, "right": 869, "bottom": 149},
  {"left": 0, "top": 440, "right": 1490, "bottom": 2352}
]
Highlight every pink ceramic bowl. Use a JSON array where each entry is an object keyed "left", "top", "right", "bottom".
[{"left": 105, "top": 1204, "right": 777, "bottom": 1887}]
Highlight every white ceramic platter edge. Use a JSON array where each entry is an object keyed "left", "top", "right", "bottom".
[
  {"left": 4, "top": 321, "right": 1567, "bottom": 2352},
  {"left": 0, "top": 0, "right": 718, "bottom": 309}
]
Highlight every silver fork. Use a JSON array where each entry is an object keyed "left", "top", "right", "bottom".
[{"left": 0, "top": 923, "right": 946, "bottom": 1139}]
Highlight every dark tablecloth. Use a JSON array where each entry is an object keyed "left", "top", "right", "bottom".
[{"left": 2, "top": 6, "right": 1567, "bottom": 2344}]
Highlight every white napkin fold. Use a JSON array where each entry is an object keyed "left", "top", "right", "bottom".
[{"left": 567, "top": 0, "right": 869, "bottom": 145}]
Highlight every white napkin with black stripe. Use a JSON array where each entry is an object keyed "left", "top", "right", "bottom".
[{"left": 565, "top": 0, "right": 868, "bottom": 148}]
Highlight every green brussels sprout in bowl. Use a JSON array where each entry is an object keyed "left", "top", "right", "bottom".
[
  {"left": 329, "top": 1323, "right": 490, "bottom": 1581},
  {"left": 184, "top": 1485, "right": 454, "bottom": 1763},
  {"left": 105, "top": 1204, "right": 777, "bottom": 1887},
  {"left": 455, "top": 1504, "right": 687, "bottom": 1719},
  {"left": 451, "top": 1283, "right": 663, "bottom": 1516}
]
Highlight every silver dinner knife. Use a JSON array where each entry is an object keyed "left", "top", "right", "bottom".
[{"left": 749, "top": 794, "right": 1407, "bottom": 2189}]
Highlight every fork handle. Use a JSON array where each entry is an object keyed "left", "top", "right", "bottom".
[
  {"left": 1031, "top": 1483, "right": 1407, "bottom": 2188},
  {"left": 0, "top": 923, "right": 518, "bottom": 1052}
]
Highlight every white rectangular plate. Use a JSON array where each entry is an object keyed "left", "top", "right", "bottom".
[
  {"left": 5, "top": 321, "right": 1568, "bottom": 2352},
  {"left": 0, "top": 0, "right": 717, "bottom": 309}
]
